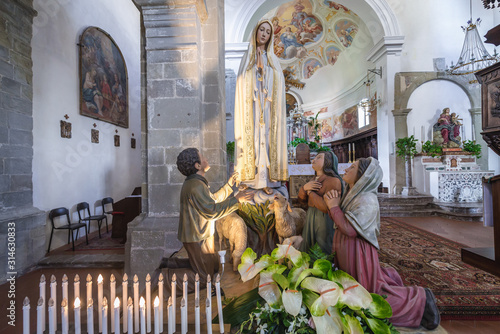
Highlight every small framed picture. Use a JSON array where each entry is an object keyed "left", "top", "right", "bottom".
[
  {"left": 91, "top": 129, "right": 99, "bottom": 143},
  {"left": 60, "top": 120, "right": 72, "bottom": 138},
  {"left": 131, "top": 137, "right": 136, "bottom": 149},
  {"left": 114, "top": 135, "right": 120, "bottom": 147}
]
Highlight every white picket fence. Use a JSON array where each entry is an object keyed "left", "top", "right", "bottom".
[{"left": 23, "top": 272, "right": 225, "bottom": 334}]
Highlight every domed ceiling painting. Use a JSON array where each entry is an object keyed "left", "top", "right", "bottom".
[{"left": 264, "top": 0, "right": 360, "bottom": 80}]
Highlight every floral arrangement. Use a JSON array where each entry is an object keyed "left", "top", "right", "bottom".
[{"left": 222, "top": 244, "right": 398, "bottom": 334}]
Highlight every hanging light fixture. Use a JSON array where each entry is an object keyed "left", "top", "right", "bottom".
[
  {"left": 446, "top": 1, "right": 499, "bottom": 83},
  {"left": 357, "top": 68, "right": 381, "bottom": 128}
]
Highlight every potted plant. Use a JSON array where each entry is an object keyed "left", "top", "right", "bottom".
[
  {"left": 396, "top": 135, "right": 419, "bottom": 196},
  {"left": 463, "top": 140, "right": 482, "bottom": 158},
  {"left": 308, "top": 113, "right": 322, "bottom": 144},
  {"left": 421, "top": 140, "right": 443, "bottom": 158}
]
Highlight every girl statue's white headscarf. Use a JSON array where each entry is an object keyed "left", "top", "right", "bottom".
[{"left": 340, "top": 157, "right": 383, "bottom": 249}]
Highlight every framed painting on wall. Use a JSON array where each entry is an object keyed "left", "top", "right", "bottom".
[{"left": 79, "top": 27, "right": 129, "bottom": 128}]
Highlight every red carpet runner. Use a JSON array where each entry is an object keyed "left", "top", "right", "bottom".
[{"left": 378, "top": 218, "right": 500, "bottom": 320}]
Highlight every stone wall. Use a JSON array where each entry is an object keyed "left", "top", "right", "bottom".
[
  {"left": 0, "top": 0, "right": 45, "bottom": 283},
  {"left": 127, "top": 0, "right": 226, "bottom": 280}
]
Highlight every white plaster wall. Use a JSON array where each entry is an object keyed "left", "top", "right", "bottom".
[{"left": 32, "top": 0, "right": 141, "bottom": 250}]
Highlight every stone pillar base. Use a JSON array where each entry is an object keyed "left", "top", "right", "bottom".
[
  {"left": 401, "top": 186, "right": 420, "bottom": 196},
  {"left": 125, "top": 214, "right": 182, "bottom": 281}
]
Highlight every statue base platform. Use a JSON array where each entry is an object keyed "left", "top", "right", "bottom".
[{"left": 401, "top": 186, "right": 419, "bottom": 196}]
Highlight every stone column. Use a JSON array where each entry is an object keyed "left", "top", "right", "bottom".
[
  {"left": 392, "top": 108, "right": 412, "bottom": 194},
  {"left": 469, "top": 107, "right": 488, "bottom": 169},
  {"left": 127, "top": 0, "right": 226, "bottom": 280},
  {"left": 0, "top": 0, "right": 46, "bottom": 284}
]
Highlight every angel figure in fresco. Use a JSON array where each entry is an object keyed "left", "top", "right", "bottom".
[{"left": 234, "top": 20, "right": 289, "bottom": 203}]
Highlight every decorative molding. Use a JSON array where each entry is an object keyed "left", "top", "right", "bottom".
[
  {"left": 366, "top": 35, "right": 405, "bottom": 63},
  {"left": 225, "top": 42, "right": 249, "bottom": 60}
]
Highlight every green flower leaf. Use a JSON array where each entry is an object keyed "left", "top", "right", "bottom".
[{"left": 368, "top": 293, "right": 393, "bottom": 319}]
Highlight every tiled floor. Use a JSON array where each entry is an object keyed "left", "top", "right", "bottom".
[{"left": 1, "top": 217, "right": 499, "bottom": 334}]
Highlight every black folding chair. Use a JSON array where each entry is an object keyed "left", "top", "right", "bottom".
[
  {"left": 77, "top": 202, "right": 107, "bottom": 238},
  {"left": 48, "top": 207, "right": 88, "bottom": 252}
]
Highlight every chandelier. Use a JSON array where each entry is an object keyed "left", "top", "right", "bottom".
[
  {"left": 482, "top": 0, "right": 500, "bottom": 8},
  {"left": 446, "top": 16, "right": 499, "bottom": 83},
  {"left": 357, "top": 68, "right": 381, "bottom": 120}
]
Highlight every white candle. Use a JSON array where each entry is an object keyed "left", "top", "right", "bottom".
[
  {"left": 37, "top": 297, "right": 43, "bottom": 334},
  {"left": 123, "top": 274, "right": 129, "bottom": 334},
  {"left": 134, "top": 275, "right": 139, "bottom": 333},
  {"left": 75, "top": 274, "right": 81, "bottom": 300},
  {"left": 159, "top": 274, "right": 164, "bottom": 334},
  {"left": 40, "top": 274, "right": 46, "bottom": 333},
  {"left": 194, "top": 298, "right": 200, "bottom": 334},
  {"left": 154, "top": 296, "right": 160, "bottom": 334},
  {"left": 180, "top": 298, "right": 187, "bottom": 334},
  {"left": 215, "top": 274, "right": 224, "bottom": 334},
  {"left": 206, "top": 275, "right": 211, "bottom": 302},
  {"left": 23, "top": 297, "right": 30, "bottom": 334},
  {"left": 182, "top": 274, "right": 188, "bottom": 312},
  {"left": 110, "top": 275, "right": 116, "bottom": 333},
  {"left": 206, "top": 298, "right": 212, "bottom": 334},
  {"left": 50, "top": 275, "right": 57, "bottom": 328},
  {"left": 75, "top": 297, "right": 82, "bottom": 334},
  {"left": 139, "top": 297, "right": 146, "bottom": 334},
  {"left": 98, "top": 274, "right": 103, "bottom": 333},
  {"left": 62, "top": 274, "right": 69, "bottom": 301},
  {"left": 87, "top": 298, "right": 94, "bottom": 334},
  {"left": 146, "top": 274, "right": 151, "bottom": 333},
  {"left": 87, "top": 274, "right": 93, "bottom": 308},
  {"left": 171, "top": 274, "right": 176, "bottom": 334},
  {"left": 127, "top": 297, "right": 133, "bottom": 334},
  {"left": 167, "top": 297, "right": 173, "bottom": 334},
  {"left": 195, "top": 273, "right": 199, "bottom": 304},
  {"left": 61, "top": 299, "right": 68, "bottom": 334},
  {"left": 348, "top": 143, "right": 351, "bottom": 151},
  {"left": 48, "top": 298, "right": 55, "bottom": 334},
  {"left": 102, "top": 297, "right": 108, "bottom": 334},
  {"left": 114, "top": 297, "right": 120, "bottom": 334},
  {"left": 421, "top": 125, "right": 425, "bottom": 142}
]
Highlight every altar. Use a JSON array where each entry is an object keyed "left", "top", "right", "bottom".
[
  {"left": 288, "top": 163, "right": 351, "bottom": 198},
  {"left": 413, "top": 153, "right": 494, "bottom": 202}
]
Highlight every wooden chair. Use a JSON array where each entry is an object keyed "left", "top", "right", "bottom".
[
  {"left": 48, "top": 207, "right": 88, "bottom": 252},
  {"left": 77, "top": 201, "right": 107, "bottom": 238}
]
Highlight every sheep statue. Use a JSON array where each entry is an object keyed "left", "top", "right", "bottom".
[
  {"left": 268, "top": 192, "right": 306, "bottom": 243},
  {"left": 216, "top": 212, "right": 247, "bottom": 271}
]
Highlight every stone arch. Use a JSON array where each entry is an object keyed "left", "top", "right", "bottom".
[{"left": 394, "top": 72, "right": 480, "bottom": 112}]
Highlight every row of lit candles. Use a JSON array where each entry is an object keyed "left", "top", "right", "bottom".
[{"left": 24, "top": 272, "right": 225, "bottom": 334}]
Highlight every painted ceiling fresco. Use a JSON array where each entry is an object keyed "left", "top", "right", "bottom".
[{"left": 264, "top": 0, "right": 360, "bottom": 80}]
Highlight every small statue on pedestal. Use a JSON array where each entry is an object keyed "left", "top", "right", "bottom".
[{"left": 432, "top": 107, "right": 462, "bottom": 148}]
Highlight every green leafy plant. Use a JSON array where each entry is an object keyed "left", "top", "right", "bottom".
[
  {"left": 316, "top": 146, "right": 331, "bottom": 153},
  {"left": 308, "top": 141, "right": 320, "bottom": 152},
  {"left": 395, "top": 135, "right": 418, "bottom": 160},
  {"left": 220, "top": 245, "right": 397, "bottom": 334},
  {"left": 308, "top": 113, "right": 322, "bottom": 143},
  {"left": 463, "top": 140, "right": 482, "bottom": 158},
  {"left": 238, "top": 201, "right": 278, "bottom": 256},
  {"left": 290, "top": 138, "right": 308, "bottom": 147},
  {"left": 421, "top": 140, "right": 443, "bottom": 157},
  {"left": 227, "top": 141, "right": 235, "bottom": 163}
]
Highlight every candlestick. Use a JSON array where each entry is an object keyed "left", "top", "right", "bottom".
[
  {"left": 195, "top": 273, "right": 199, "bottom": 304},
  {"left": 171, "top": 273, "right": 176, "bottom": 334},
  {"left": 37, "top": 297, "right": 43, "bottom": 334},
  {"left": 23, "top": 297, "right": 30, "bottom": 334},
  {"left": 75, "top": 274, "right": 81, "bottom": 300},
  {"left": 61, "top": 299, "right": 68, "bottom": 334},
  {"left": 39, "top": 274, "right": 46, "bottom": 333},
  {"left": 102, "top": 297, "right": 108, "bottom": 334},
  {"left": 98, "top": 274, "right": 103, "bottom": 333},
  {"left": 50, "top": 275, "right": 57, "bottom": 329},
  {"left": 206, "top": 298, "right": 212, "bottom": 334},
  {"left": 87, "top": 274, "right": 93, "bottom": 308},
  {"left": 167, "top": 297, "right": 173, "bottom": 334},
  {"left": 194, "top": 298, "right": 200, "bottom": 334},
  {"left": 127, "top": 297, "right": 133, "bottom": 334},
  {"left": 123, "top": 274, "right": 129, "bottom": 334},
  {"left": 114, "top": 297, "right": 120, "bottom": 334},
  {"left": 215, "top": 274, "right": 223, "bottom": 334},
  {"left": 139, "top": 297, "right": 146, "bottom": 334},
  {"left": 159, "top": 273, "right": 164, "bottom": 334},
  {"left": 88, "top": 298, "right": 94, "bottom": 334},
  {"left": 62, "top": 274, "right": 69, "bottom": 301},
  {"left": 146, "top": 273, "right": 151, "bottom": 333},
  {"left": 183, "top": 273, "right": 188, "bottom": 312},
  {"left": 421, "top": 125, "right": 425, "bottom": 143},
  {"left": 180, "top": 298, "right": 187, "bottom": 334},
  {"left": 154, "top": 296, "right": 160, "bottom": 334},
  {"left": 75, "top": 297, "right": 82, "bottom": 334},
  {"left": 48, "top": 298, "right": 55, "bottom": 334},
  {"left": 134, "top": 275, "right": 139, "bottom": 333},
  {"left": 110, "top": 274, "right": 116, "bottom": 333}
]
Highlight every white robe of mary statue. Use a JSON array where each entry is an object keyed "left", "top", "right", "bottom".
[{"left": 234, "top": 20, "right": 288, "bottom": 191}]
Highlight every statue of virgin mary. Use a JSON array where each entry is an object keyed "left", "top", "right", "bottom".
[{"left": 234, "top": 19, "right": 289, "bottom": 197}]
